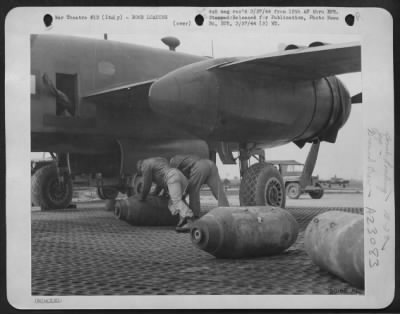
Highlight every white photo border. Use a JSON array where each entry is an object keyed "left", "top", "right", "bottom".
[{"left": 5, "top": 6, "right": 395, "bottom": 309}]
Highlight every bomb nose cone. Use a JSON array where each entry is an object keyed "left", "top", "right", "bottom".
[
  {"left": 149, "top": 75, "right": 180, "bottom": 117},
  {"left": 191, "top": 228, "right": 204, "bottom": 244},
  {"left": 190, "top": 218, "right": 223, "bottom": 254}
]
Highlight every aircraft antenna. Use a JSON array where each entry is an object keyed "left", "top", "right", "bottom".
[
  {"left": 161, "top": 37, "right": 180, "bottom": 51},
  {"left": 211, "top": 40, "right": 214, "bottom": 57},
  {"left": 104, "top": 33, "right": 108, "bottom": 40}
]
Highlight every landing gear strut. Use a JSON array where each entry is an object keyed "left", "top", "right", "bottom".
[{"left": 95, "top": 173, "right": 121, "bottom": 200}]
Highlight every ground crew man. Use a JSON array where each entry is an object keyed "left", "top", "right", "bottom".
[
  {"left": 137, "top": 157, "right": 194, "bottom": 232},
  {"left": 170, "top": 155, "right": 229, "bottom": 218}
]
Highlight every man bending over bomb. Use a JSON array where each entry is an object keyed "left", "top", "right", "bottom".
[
  {"left": 170, "top": 155, "right": 229, "bottom": 219},
  {"left": 137, "top": 157, "right": 194, "bottom": 232}
]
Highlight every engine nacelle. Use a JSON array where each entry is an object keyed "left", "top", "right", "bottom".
[{"left": 149, "top": 58, "right": 351, "bottom": 147}]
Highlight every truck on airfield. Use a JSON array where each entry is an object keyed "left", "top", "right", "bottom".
[{"left": 268, "top": 160, "right": 324, "bottom": 199}]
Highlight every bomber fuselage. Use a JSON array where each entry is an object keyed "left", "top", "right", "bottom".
[
  {"left": 31, "top": 34, "right": 205, "bottom": 154},
  {"left": 31, "top": 35, "right": 352, "bottom": 176}
]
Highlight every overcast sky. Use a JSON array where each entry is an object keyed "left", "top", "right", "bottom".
[{"left": 32, "top": 31, "right": 363, "bottom": 180}]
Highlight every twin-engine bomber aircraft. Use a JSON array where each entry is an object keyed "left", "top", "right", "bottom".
[{"left": 30, "top": 34, "right": 361, "bottom": 210}]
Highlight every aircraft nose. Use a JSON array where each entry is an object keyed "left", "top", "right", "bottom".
[{"left": 149, "top": 75, "right": 180, "bottom": 117}]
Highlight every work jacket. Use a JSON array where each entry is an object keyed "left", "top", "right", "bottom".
[
  {"left": 140, "top": 157, "right": 172, "bottom": 200},
  {"left": 170, "top": 155, "right": 201, "bottom": 178}
]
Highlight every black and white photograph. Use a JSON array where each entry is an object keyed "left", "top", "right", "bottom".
[{"left": 5, "top": 6, "right": 395, "bottom": 309}]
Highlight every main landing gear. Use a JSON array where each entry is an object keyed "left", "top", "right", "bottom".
[
  {"left": 238, "top": 145, "right": 286, "bottom": 208},
  {"left": 31, "top": 154, "right": 73, "bottom": 210}
]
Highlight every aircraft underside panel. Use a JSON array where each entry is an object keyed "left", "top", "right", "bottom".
[
  {"left": 117, "top": 139, "right": 209, "bottom": 175},
  {"left": 32, "top": 133, "right": 211, "bottom": 185},
  {"left": 31, "top": 132, "right": 118, "bottom": 154},
  {"left": 68, "top": 151, "right": 120, "bottom": 178}
]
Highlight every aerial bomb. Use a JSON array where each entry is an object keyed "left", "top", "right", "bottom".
[
  {"left": 304, "top": 211, "right": 364, "bottom": 288},
  {"left": 190, "top": 206, "right": 299, "bottom": 258},
  {"left": 114, "top": 195, "right": 179, "bottom": 226}
]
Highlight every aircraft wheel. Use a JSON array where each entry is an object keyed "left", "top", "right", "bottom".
[
  {"left": 309, "top": 184, "right": 324, "bottom": 199},
  {"left": 31, "top": 164, "right": 73, "bottom": 210},
  {"left": 131, "top": 175, "right": 144, "bottom": 195},
  {"left": 126, "top": 175, "right": 143, "bottom": 197},
  {"left": 239, "top": 163, "right": 286, "bottom": 208},
  {"left": 97, "top": 187, "right": 119, "bottom": 200},
  {"left": 126, "top": 175, "right": 156, "bottom": 197},
  {"left": 286, "top": 182, "right": 302, "bottom": 199}
]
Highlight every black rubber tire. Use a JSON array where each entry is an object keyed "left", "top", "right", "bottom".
[
  {"left": 286, "top": 182, "right": 302, "bottom": 199},
  {"left": 239, "top": 163, "right": 286, "bottom": 208},
  {"left": 132, "top": 175, "right": 144, "bottom": 195},
  {"left": 125, "top": 175, "right": 144, "bottom": 197},
  {"left": 309, "top": 183, "right": 324, "bottom": 199},
  {"left": 31, "top": 164, "right": 73, "bottom": 210},
  {"left": 97, "top": 187, "right": 119, "bottom": 200}
]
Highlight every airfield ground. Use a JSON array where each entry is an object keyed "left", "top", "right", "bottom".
[{"left": 31, "top": 189, "right": 364, "bottom": 296}]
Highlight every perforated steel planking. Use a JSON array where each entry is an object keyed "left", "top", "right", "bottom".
[{"left": 31, "top": 205, "right": 364, "bottom": 295}]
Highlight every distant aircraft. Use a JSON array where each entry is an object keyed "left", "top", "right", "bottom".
[
  {"left": 30, "top": 34, "right": 361, "bottom": 210},
  {"left": 320, "top": 175, "right": 350, "bottom": 188}
]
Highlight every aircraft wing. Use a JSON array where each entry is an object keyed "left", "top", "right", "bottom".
[
  {"left": 83, "top": 79, "right": 155, "bottom": 106},
  {"left": 209, "top": 42, "right": 361, "bottom": 80}
]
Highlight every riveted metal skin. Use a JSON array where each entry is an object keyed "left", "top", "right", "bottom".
[
  {"left": 115, "top": 195, "right": 179, "bottom": 226},
  {"left": 191, "top": 206, "right": 299, "bottom": 258},
  {"left": 304, "top": 211, "right": 364, "bottom": 288}
]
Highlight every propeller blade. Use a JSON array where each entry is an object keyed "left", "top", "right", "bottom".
[{"left": 351, "top": 92, "right": 362, "bottom": 104}]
